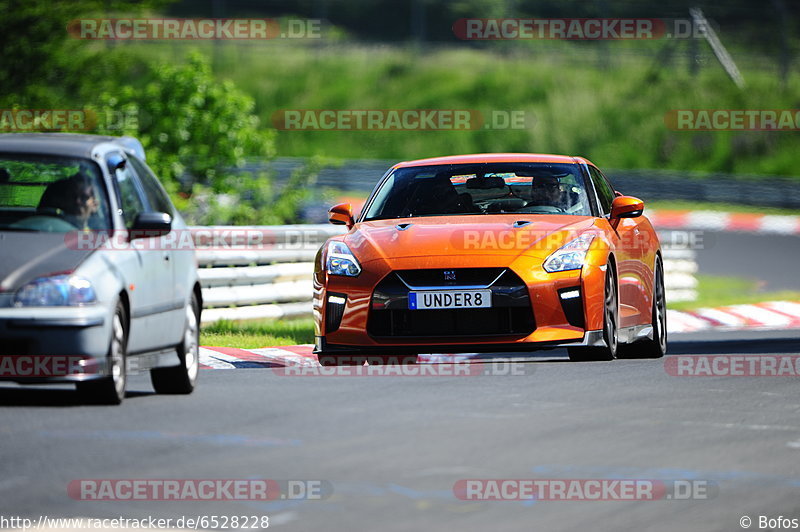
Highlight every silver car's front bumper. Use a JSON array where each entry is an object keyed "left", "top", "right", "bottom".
[{"left": 0, "top": 304, "right": 112, "bottom": 383}]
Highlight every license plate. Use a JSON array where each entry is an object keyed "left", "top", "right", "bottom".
[{"left": 408, "top": 290, "right": 491, "bottom": 310}]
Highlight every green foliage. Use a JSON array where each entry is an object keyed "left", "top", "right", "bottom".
[
  {"left": 92, "top": 53, "right": 275, "bottom": 191},
  {"left": 191, "top": 41, "right": 799, "bottom": 177}
]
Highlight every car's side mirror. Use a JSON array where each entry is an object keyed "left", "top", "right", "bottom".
[
  {"left": 329, "top": 203, "right": 354, "bottom": 228},
  {"left": 129, "top": 212, "right": 172, "bottom": 239},
  {"left": 610, "top": 196, "right": 644, "bottom": 220}
]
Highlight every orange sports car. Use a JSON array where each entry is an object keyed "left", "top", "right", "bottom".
[{"left": 313, "top": 153, "right": 666, "bottom": 364}]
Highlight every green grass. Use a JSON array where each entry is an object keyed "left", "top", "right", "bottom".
[
  {"left": 201, "top": 318, "right": 315, "bottom": 348},
  {"left": 104, "top": 40, "right": 800, "bottom": 177},
  {"left": 668, "top": 274, "right": 800, "bottom": 311}
]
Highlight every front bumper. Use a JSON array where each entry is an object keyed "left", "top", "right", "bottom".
[
  {"left": 314, "top": 329, "right": 607, "bottom": 356},
  {"left": 0, "top": 305, "right": 112, "bottom": 383}
]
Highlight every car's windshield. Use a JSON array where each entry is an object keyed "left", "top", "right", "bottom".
[
  {"left": 0, "top": 154, "right": 111, "bottom": 232},
  {"left": 363, "top": 162, "right": 594, "bottom": 221}
]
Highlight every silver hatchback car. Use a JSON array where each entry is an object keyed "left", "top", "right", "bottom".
[{"left": 0, "top": 133, "right": 201, "bottom": 404}]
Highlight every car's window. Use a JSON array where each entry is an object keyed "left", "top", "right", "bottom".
[
  {"left": 589, "top": 165, "right": 615, "bottom": 216},
  {"left": 109, "top": 153, "right": 146, "bottom": 229},
  {"left": 129, "top": 155, "right": 174, "bottom": 215},
  {"left": 0, "top": 154, "right": 111, "bottom": 232},
  {"left": 362, "top": 163, "right": 593, "bottom": 221}
]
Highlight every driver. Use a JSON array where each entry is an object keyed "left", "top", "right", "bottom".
[
  {"left": 37, "top": 173, "right": 100, "bottom": 230},
  {"left": 527, "top": 175, "right": 564, "bottom": 209}
]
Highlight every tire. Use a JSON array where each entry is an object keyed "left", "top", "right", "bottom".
[
  {"left": 150, "top": 292, "right": 200, "bottom": 394},
  {"left": 568, "top": 265, "right": 618, "bottom": 362},
  {"left": 620, "top": 257, "right": 667, "bottom": 359},
  {"left": 76, "top": 301, "right": 127, "bottom": 405}
]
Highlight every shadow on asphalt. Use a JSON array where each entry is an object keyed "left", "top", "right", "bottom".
[
  {"left": 667, "top": 336, "right": 800, "bottom": 355},
  {"left": 0, "top": 387, "right": 153, "bottom": 407}
]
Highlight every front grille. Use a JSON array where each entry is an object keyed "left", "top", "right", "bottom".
[
  {"left": 0, "top": 339, "right": 32, "bottom": 356},
  {"left": 396, "top": 268, "right": 505, "bottom": 287},
  {"left": 369, "top": 307, "right": 535, "bottom": 337},
  {"left": 369, "top": 268, "right": 535, "bottom": 338}
]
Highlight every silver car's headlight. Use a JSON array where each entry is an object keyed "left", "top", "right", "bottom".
[
  {"left": 543, "top": 234, "right": 596, "bottom": 273},
  {"left": 326, "top": 241, "right": 361, "bottom": 277},
  {"left": 13, "top": 274, "right": 97, "bottom": 307}
]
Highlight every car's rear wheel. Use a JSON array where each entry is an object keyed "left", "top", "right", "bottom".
[
  {"left": 76, "top": 301, "right": 127, "bottom": 404},
  {"left": 151, "top": 292, "right": 200, "bottom": 394},
  {"left": 620, "top": 257, "right": 667, "bottom": 359},
  {"left": 568, "top": 266, "right": 618, "bottom": 362}
]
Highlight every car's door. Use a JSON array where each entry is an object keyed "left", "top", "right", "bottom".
[
  {"left": 107, "top": 151, "right": 177, "bottom": 353},
  {"left": 128, "top": 155, "right": 187, "bottom": 341},
  {"left": 589, "top": 166, "right": 647, "bottom": 328}
]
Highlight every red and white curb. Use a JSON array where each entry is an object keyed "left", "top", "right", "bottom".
[
  {"left": 198, "top": 346, "right": 473, "bottom": 369},
  {"left": 650, "top": 210, "right": 800, "bottom": 235},
  {"left": 667, "top": 300, "right": 800, "bottom": 333},
  {"left": 199, "top": 301, "right": 800, "bottom": 368}
]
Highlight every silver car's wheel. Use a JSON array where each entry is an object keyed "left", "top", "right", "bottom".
[
  {"left": 150, "top": 292, "right": 199, "bottom": 394},
  {"left": 77, "top": 302, "right": 127, "bottom": 405}
]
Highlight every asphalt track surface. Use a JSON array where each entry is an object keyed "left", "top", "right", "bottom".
[
  {"left": 1, "top": 231, "right": 799, "bottom": 531},
  {"left": 1, "top": 327, "right": 799, "bottom": 532},
  {"left": 695, "top": 231, "right": 800, "bottom": 291}
]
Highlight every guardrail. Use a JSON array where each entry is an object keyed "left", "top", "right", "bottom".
[{"left": 194, "top": 227, "right": 697, "bottom": 324}]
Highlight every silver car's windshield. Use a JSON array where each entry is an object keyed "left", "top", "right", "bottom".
[
  {"left": 0, "top": 154, "right": 111, "bottom": 232},
  {"left": 363, "top": 163, "right": 594, "bottom": 221}
]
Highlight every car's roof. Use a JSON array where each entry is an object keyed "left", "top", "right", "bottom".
[
  {"left": 0, "top": 133, "right": 144, "bottom": 160},
  {"left": 393, "top": 153, "right": 593, "bottom": 168}
]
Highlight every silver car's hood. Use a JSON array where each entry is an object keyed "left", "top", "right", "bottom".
[{"left": 0, "top": 231, "right": 95, "bottom": 292}]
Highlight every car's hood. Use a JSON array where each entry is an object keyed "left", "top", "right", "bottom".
[
  {"left": 346, "top": 215, "right": 597, "bottom": 262},
  {"left": 0, "top": 231, "right": 95, "bottom": 292}
]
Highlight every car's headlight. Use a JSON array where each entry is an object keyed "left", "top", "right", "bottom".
[
  {"left": 326, "top": 241, "right": 361, "bottom": 277},
  {"left": 543, "top": 234, "right": 596, "bottom": 273},
  {"left": 13, "top": 274, "right": 97, "bottom": 307}
]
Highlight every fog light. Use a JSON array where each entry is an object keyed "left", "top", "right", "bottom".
[
  {"left": 560, "top": 289, "right": 580, "bottom": 300},
  {"left": 328, "top": 295, "right": 346, "bottom": 304}
]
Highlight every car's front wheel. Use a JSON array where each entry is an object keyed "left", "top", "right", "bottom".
[
  {"left": 76, "top": 301, "right": 127, "bottom": 404},
  {"left": 150, "top": 292, "right": 200, "bottom": 394},
  {"left": 568, "top": 266, "right": 618, "bottom": 362},
  {"left": 620, "top": 256, "right": 667, "bottom": 359}
]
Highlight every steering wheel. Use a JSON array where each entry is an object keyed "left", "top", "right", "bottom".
[{"left": 522, "top": 203, "right": 566, "bottom": 213}]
